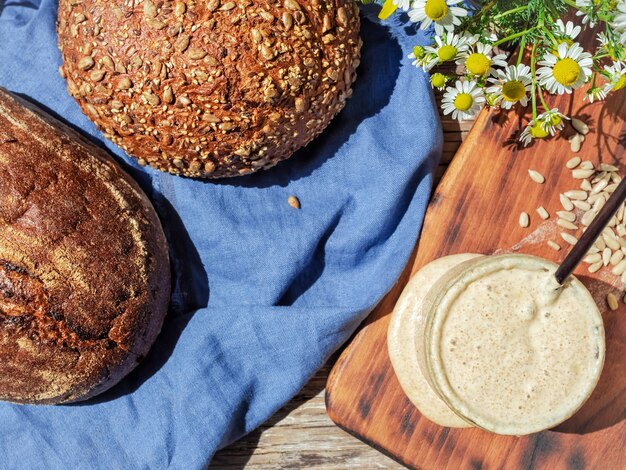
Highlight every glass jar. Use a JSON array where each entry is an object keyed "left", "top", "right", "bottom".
[{"left": 413, "top": 254, "right": 605, "bottom": 435}]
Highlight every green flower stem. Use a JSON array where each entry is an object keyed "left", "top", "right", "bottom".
[
  {"left": 538, "top": 85, "right": 551, "bottom": 112},
  {"left": 493, "top": 5, "right": 528, "bottom": 20},
  {"left": 517, "top": 36, "right": 527, "bottom": 66},
  {"left": 530, "top": 41, "right": 538, "bottom": 120},
  {"left": 493, "top": 27, "right": 538, "bottom": 47}
]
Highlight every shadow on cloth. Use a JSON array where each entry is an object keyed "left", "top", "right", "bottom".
[{"left": 211, "top": 15, "right": 404, "bottom": 190}]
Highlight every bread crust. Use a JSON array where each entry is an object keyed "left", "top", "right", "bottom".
[
  {"left": 57, "top": 0, "right": 362, "bottom": 178},
  {"left": 0, "top": 88, "right": 170, "bottom": 404}
]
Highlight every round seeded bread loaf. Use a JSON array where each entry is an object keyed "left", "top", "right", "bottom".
[
  {"left": 57, "top": 0, "right": 362, "bottom": 178},
  {"left": 0, "top": 88, "right": 170, "bottom": 404}
]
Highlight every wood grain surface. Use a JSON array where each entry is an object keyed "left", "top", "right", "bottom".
[{"left": 325, "top": 70, "right": 626, "bottom": 469}]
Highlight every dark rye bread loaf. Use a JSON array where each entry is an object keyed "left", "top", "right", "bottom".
[
  {"left": 0, "top": 88, "right": 170, "bottom": 404},
  {"left": 57, "top": 0, "right": 361, "bottom": 178}
]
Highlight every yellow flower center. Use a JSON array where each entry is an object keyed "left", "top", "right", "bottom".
[
  {"left": 549, "top": 114, "right": 562, "bottom": 126},
  {"left": 466, "top": 53, "right": 491, "bottom": 76},
  {"left": 413, "top": 45, "right": 425, "bottom": 59},
  {"left": 438, "top": 45, "right": 457, "bottom": 62},
  {"left": 424, "top": 0, "right": 449, "bottom": 21},
  {"left": 552, "top": 58, "right": 581, "bottom": 86},
  {"left": 502, "top": 80, "right": 526, "bottom": 102},
  {"left": 454, "top": 92, "right": 473, "bottom": 111},
  {"left": 431, "top": 73, "right": 447, "bottom": 88},
  {"left": 530, "top": 122, "right": 549, "bottom": 139},
  {"left": 613, "top": 73, "right": 626, "bottom": 91}
]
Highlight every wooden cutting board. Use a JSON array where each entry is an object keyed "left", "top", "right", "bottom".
[{"left": 325, "top": 55, "right": 626, "bottom": 469}]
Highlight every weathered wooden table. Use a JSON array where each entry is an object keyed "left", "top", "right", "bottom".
[{"left": 210, "top": 102, "right": 473, "bottom": 469}]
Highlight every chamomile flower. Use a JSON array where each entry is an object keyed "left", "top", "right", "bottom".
[
  {"left": 409, "top": 0, "right": 468, "bottom": 36},
  {"left": 537, "top": 108, "right": 568, "bottom": 136},
  {"left": 536, "top": 43, "right": 593, "bottom": 94},
  {"left": 457, "top": 42, "right": 508, "bottom": 78},
  {"left": 575, "top": 0, "right": 597, "bottom": 27},
  {"left": 424, "top": 33, "right": 472, "bottom": 68},
  {"left": 585, "top": 87, "right": 607, "bottom": 103},
  {"left": 485, "top": 64, "right": 532, "bottom": 109},
  {"left": 441, "top": 80, "right": 484, "bottom": 121},
  {"left": 603, "top": 61, "right": 626, "bottom": 93},
  {"left": 555, "top": 20, "right": 581, "bottom": 42},
  {"left": 430, "top": 73, "right": 448, "bottom": 90},
  {"left": 392, "top": 0, "right": 412, "bottom": 11},
  {"left": 519, "top": 120, "right": 550, "bottom": 147},
  {"left": 613, "top": 1, "right": 626, "bottom": 44}
]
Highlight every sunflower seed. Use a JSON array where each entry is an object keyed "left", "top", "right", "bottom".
[
  {"left": 580, "top": 179, "right": 592, "bottom": 191},
  {"left": 145, "top": 18, "right": 166, "bottom": 30},
  {"left": 599, "top": 163, "right": 618, "bottom": 172},
  {"left": 579, "top": 161, "right": 594, "bottom": 170},
  {"left": 569, "top": 133, "right": 582, "bottom": 152},
  {"left": 612, "top": 260, "right": 626, "bottom": 275},
  {"left": 536, "top": 206, "right": 549, "bottom": 220},
  {"left": 163, "top": 86, "right": 174, "bottom": 104},
  {"left": 592, "top": 172, "right": 609, "bottom": 184},
  {"left": 284, "top": 0, "right": 301, "bottom": 11},
  {"left": 584, "top": 253, "right": 602, "bottom": 264},
  {"left": 188, "top": 48, "right": 208, "bottom": 60},
  {"left": 337, "top": 6, "right": 349, "bottom": 26},
  {"left": 572, "top": 200, "right": 592, "bottom": 211},
  {"left": 572, "top": 168, "right": 594, "bottom": 179},
  {"left": 618, "top": 225, "right": 626, "bottom": 237},
  {"left": 605, "top": 183, "right": 618, "bottom": 193},
  {"left": 587, "top": 192, "right": 603, "bottom": 204},
  {"left": 565, "top": 190, "right": 588, "bottom": 200},
  {"left": 144, "top": 0, "right": 157, "bottom": 18},
  {"left": 560, "top": 193, "right": 574, "bottom": 211},
  {"left": 557, "top": 219, "right": 577, "bottom": 230},
  {"left": 611, "top": 250, "right": 624, "bottom": 266},
  {"left": 175, "top": 35, "right": 190, "bottom": 52},
  {"left": 174, "top": 1, "right": 186, "bottom": 16},
  {"left": 593, "top": 197, "right": 606, "bottom": 212},
  {"left": 142, "top": 92, "right": 161, "bottom": 106},
  {"left": 581, "top": 210, "right": 597, "bottom": 226},
  {"left": 602, "top": 248, "right": 612, "bottom": 266},
  {"left": 548, "top": 241, "right": 561, "bottom": 251},
  {"left": 611, "top": 173, "right": 622, "bottom": 183},
  {"left": 561, "top": 232, "right": 578, "bottom": 245},
  {"left": 519, "top": 212, "right": 530, "bottom": 228},
  {"left": 588, "top": 261, "right": 603, "bottom": 273},
  {"left": 607, "top": 293, "right": 619, "bottom": 310},
  {"left": 572, "top": 118, "right": 590, "bottom": 135},
  {"left": 566, "top": 156, "right": 582, "bottom": 169},
  {"left": 605, "top": 234, "right": 621, "bottom": 251},
  {"left": 528, "top": 169, "right": 545, "bottom": 184},
  {"left": 219, "top": 1, "right": 236, "bottom": 10},
  {"left": 78, "top": 56, "right": 95, "bottom": 71},
  {"left": 90, "top": 69, "right": 106, "bottom": 82},
  {"left": 115, "top": 77, "right": 132, "bottom": 90},
  {"left": 556, "top": 210, "right": 575, "bottom": 222},
  {"left": 591, "top": 179, "right": 609, "bottom": 194},
  {"left": 288, "top": 195, "right": 301, "bottom": 209}
]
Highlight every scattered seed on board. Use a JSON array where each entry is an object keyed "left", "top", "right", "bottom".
[
  {"left": 561, "top": 232, "right": 578, "bottom": 245},
  {"left": 599, "top": 163, "right": 618, "bottom": 172},
  {"left": 288, "top": 195, "right": 301, "bottom": 209},
  {"left": 556, "top": 210, "right": 576, "bottom": 222},
  {"left": 566, "top": 157, "right": 582, "bottom": 169},
  {"left": 528, "top": 169, "right": 545, "bottom": 184},
  {"left": 612, "top": 259, "right": 626, "bottom": 276},
  {"left": 580, "top": 179, "right": 592, "bottom": 191},
  {"left": 572, "top": 118, "right": 590, "bottom": 135},
  {"left": 603, "top": 248, "right": 612, "bottom": 266},
  {"left": 565, "top": 190, "right": 588, "bottom": 200},
  {"left": 607, "top": 293, "right": 619, "bottom": 311},
  {"left": 557, "top": 219, "right": 578, "bottom": 230},
  {"left": 560, "top": 194, "right": 574, "bottom": 211},
  {"left": 579, "top": 161, "right": 594, "bottom": 170},
  {"left": 572, "top": 169, "right": 595, "bottom": 179},
  {"left": 584, "top": 253, "right": 602, "bottom": 264},
  {"left": 547, "top": 241, "right": 561, "bottom": 251},
  {"left": 610, "top": 250, "right": 624, "bottom": 266},
  {"left": 569, "top": 133, "right": 583, "bottom": 152},
  {"left": 572, "top": 200, "right": 592, "bottom": 211},
  {"left": 588, "top": 261, "right": 603, "bottom": 273},
  {"left": 536, "top": 206, "right": 549, "bottom": 220},
  {"left": 519, "top": 212, "right": 530, "bottom": 228},
  {"left": 581, "top": 210, "right": 597, "bottom": 226}
]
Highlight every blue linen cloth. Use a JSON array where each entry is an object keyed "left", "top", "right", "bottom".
[{"left": 0, "top": 1, "right": 441, "bottom": 467}]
